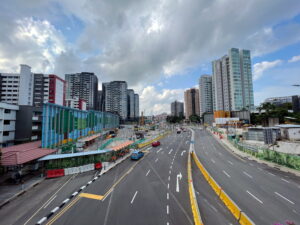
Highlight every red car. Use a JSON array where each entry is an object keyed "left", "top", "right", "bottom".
[{"left": 152, "top": 141, "right": 161, "bottom": 147}]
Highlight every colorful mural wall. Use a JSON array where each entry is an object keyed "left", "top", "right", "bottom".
[{"left": 42, "top": 103, "right": 119, "bottom": 148}]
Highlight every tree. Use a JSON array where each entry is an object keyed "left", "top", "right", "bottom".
[{"left": 189, "top": 114, "right": 201, "bottom": 123}]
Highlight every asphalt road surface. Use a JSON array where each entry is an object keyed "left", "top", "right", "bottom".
[{"left": 193, "top": 127, "right": 300, "bottom": 225}]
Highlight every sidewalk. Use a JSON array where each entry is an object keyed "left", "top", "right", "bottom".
[{"left": 0, "top": 175, "right": 44, "bottom": 208}]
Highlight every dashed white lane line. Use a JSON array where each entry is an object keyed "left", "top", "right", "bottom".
[
  {"left": 169, "top": 149, "right": 173, "bottom": 154},
  {"left": 246, "top": 190, "right": 263, "bottom": 204},
  {"left": 167, "top": 183, "right": 170, "bottom": 189},
  {"left": 157, "top": 148, "right": 162, "bottom": 153},
  {"left": 267, "top": 172, "right": 275, "bottom": 176},
  {"left": 243, "top": 171, "right": 253, "bottom": 179},
  {"left": 169, "top": 170, "right": 172, "bottom": 174},
  {"left": 155, "top": 158, "right": 158, "bottom": 163},
  {"left": 167, "top": 193, "right": 169, "bottom": 200},
  {"left": 275, "top": 192, "right": 295, "bottom": 205},
  {"left": 168, "top": 176, "right": 170, "bottom": 181},
  {"left": 223, "top": 170, "right": 231, "bottom": 178},
  {"left": 167, "top": 205, "right": 169, "bottom": 214},
  {"left": 227, "top": 160, "right": 233, "bottom": 165},
  {"left": 170, "top": 165, "right": 173, "bottom": 169},
  {"left": 211, "top": 159, "right": 215, "bottom": 164},
  {"left": 146, "top": 170, "right": 151, "bottom": 176},
  {"left": 37, "top": 217, "right": 47, "bottom": 224},
  {"left": 130, "top": 191, "right": 138, "bottom": 204},
  {"left": 281, "top": 178, "right": 290, "bottom": 183}
]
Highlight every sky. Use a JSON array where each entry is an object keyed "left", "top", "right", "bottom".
[{"left": 0, "top": 0, "right": 300, "bottom": 115}]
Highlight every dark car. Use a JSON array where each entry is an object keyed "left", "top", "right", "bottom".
[{"left": 152, "top": 141, "right": 161, "bottom": 147}]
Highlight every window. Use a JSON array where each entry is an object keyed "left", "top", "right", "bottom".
[
  {"left": 4, "top": 109, "right": 11, "bottom": 113},
  {"left": 4, "top": 120, "right": 10, "bottom": 125},
  {"left": 3, "top": 131, "right": 9, "bottom": 136}
]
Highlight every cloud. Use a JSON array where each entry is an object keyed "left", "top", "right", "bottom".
[
  {"left": 140, "top": 86, "right": 184, "bottom": 115},
  {"left": 288, "top": 55, "right": 300, "bottom": 63},
  {"left": 0, "top": 16, "right": 66, "bottom": 74},
  {"left": 253, "top": 60, "right": 282, "bottom": 80}
]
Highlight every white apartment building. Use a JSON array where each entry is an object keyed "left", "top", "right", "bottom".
[{"left": 0, "top": 103, "right": 19, "bottom": 147}]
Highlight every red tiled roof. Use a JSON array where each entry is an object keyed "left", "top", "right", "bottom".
[{"left": 0, "top": 141, "right": 57, "bottom": 166}]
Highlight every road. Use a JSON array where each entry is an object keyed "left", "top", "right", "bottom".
[
  {"left": 193, "top": 127, "right": 300, "bottom": 224},
  {"left": 0, "top": 129, "right": 249, "bottom": 225}
]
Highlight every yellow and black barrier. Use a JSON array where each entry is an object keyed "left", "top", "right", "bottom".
[
  {"left": 191, "top": 152, "right": 255, "bottom": 225},
  {"left": 188, "top": 152, "right": 204, "bottom": 225}
]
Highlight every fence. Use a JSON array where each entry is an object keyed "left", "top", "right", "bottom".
[{"left": 230, "top": 139, "right": 300, "bottom": 170}]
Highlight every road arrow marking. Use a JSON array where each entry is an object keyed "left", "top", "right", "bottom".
[
  {"left": 176, "top": 172, "right": 182, "bottom": 192},
  {"left": 181, "top": 150, "right": 186, "bottom": 156}
]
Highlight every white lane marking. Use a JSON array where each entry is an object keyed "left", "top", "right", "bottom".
[
  {"left": 258, "top": 168, "right": 263, "bottom": 171},
  {"left": 267, "top": 172, "right": 275, "bottom": 176},
  {"left": 130, "top": 191, "right": 138, "bottom": 204},
  {"left": 181, "top": 150, "right": 186, "bottom": 156},
  {"left": 211, "top": 159, "right": 215, "bottom": 164},
  {"left": 167, "top": 183, "right": 170, "bottom": 189},
  {"left": 146, "top": 170, "right": 151, "bottom": 176},
  {"left": 218, "top": 152, "right": 222, "bottom": 156},
  {"left": 223, "top": 170, "right": 231, "bottom": 178},
  {"left": 169, "top": 170, "right": 172, "bottom": 174},
  {"left": 167, "top": 193, "right": 169, "bottom": 200},
  {"left": 168, "top": 176, "right": 170, "bottom": 181},
  {"left": 88, "top": 181, "right": 92, "bottom": 184},
  {"left": 170, "top": 165, "right": 173, "bottom": 169},
  {"left": 157, "top": 148, "right": 162, "bottom": 153},
  {"left": 102, "top": 188, "right": 113, "bottom": 202},
  {"left": 167, "top": 222, "right": 170, "bottom": 225},
  {"left": 246, "top": 190, "right": 263, "bottom": 204},
  {"left": 243, "top": 171, "right": 253, "bottom": 179},
  {"left": 275, "top": 192, "right": 295, "bottom": 205},
  {"left": 80, "top": 185, "right": 86, "bottom": 190},
  {"left": 176, "top": 172, "right": 182, "bottom": 192},
  {"left": 62, "top": 198, "right": 70, "bottom": 204},
  {"left": 155, "top": 158, "right": 158, "bottom": 163},
  {"left": 43, "top": 195, "right": 57, "bottom": 208},
  {"left": 51, "top": 206, "right": 60, "bottom": 213},
  {"left": 168, "top": 149, "right": 173, "bottom": 154},
  {"left": 227, "top": 160, "right": 233, "bottom": 165},
  {"left": 167, "top": 205, "right": 169, "bottom": 214},
  {"left": 204, "top": 198, "right": 218, "bottom": 212},
  {"left": 72, "top": 191, "right": 78, "bottom": 196},
  {"left": 37, "top": 217, "right": 47, "bottom": 224},
  {"left": 281, "top": 178, "right": 290, "bottom": 183}
]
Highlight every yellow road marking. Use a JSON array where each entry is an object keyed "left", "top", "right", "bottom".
[
  {"left": 79, "top": 193, "right": 103, "bottom": 200},
  {"left": 46, "top": 196, "right": 81, "bottom": 225},
  {"left": 45, "top": 153, "right": 148, "bottom": 224}
]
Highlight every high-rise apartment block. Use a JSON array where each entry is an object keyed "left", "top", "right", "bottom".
[
  {"left": 199, "top": 75, "right": 213, "bottom": 116},
  {"left": 0, "top": 103, "right": 19, "bottom": 148},
  {"left": 134, "top": 93, "right": 139, "bottom": 118},
  {"left": 102, "top": 81, "right": 128, "bottom": 120},
  {"left": 0, "top": 65, "right": 65, "bottom": 107},
  {"left": 65, "top": 72, "right": 98, "bottom": 110},
  {"left": 127, "top": 89, "right": 135, "bottom": 119},
  {"left": 212, "top": 48, "right": 254, "bottom": 111},
  {"left": 184, "top": 88, "right": 200, "bottom": 119},
  {"left": 171, "top": 101, "right": 184, "bottom": 117}
]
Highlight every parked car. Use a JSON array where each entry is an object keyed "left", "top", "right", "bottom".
[
  {"left": 152, "top": 141, "right": 161, "bottom": 147},
  {"left": 131, "top": 150, "right": 144, "bottom": 160},
  {"left": 177, "top": 130, "right": 181, "bottom": 134}
]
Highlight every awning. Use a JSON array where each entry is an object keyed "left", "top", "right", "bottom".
[
  {"left": 0, "top": 141, "right": 57, "bottom": 166},
  {"left": 112, "top": 141, "right": 134, "bottom": 151},
  {"left": 78, "top": 133, "right": 102, "bottom": 142}
]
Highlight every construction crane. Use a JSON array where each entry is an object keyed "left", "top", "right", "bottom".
[{"left": 292, "top": 84, "right": 300, "bottom": 87}]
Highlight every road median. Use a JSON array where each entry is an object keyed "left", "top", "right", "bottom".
[{"left": 192, "top": 151, "right": 254, "bottom": 225}]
